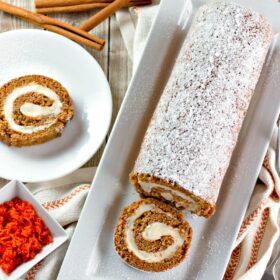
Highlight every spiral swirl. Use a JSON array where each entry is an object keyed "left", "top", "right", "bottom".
[
  {"left": 4, "top": 83, "right": 62, "bottom": 134},
  {"left": 0, "top": 75, "right": 74, "bottom": 147},
  {"left": 114, "top": 198, "right": 192, "bottom": 272}
]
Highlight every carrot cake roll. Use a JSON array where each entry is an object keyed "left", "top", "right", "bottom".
[
  {"left": 0, "top": 75, "right": 74, "bottom": 147},
  {"left": 114, "top": 198, "right": 192, "bottom": 272},
  {"left": 130, "top": 1, "right": 273, "bottom": 218}
]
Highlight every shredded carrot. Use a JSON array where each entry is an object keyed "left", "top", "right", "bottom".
[{"left": 0, "top": 197, "right": 53, "bottom": 274}]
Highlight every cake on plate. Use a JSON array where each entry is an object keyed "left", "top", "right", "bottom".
[{"left": 0, "top": 75, "right": 74, "bottom": 147}]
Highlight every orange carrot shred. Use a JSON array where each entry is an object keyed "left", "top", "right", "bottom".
[{"left": 0, "top": 198, "right": 53, "bottom": 274}]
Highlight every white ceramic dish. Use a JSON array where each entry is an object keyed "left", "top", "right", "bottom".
[
  {"left": 0, "top": 29, "right": 112, "bottom": 182},
  {"left": 58, "top": 0, "right": 280, "bottom": 279},
  {"left": 0, "top": 180, "right": 67, "bottom": 280}
]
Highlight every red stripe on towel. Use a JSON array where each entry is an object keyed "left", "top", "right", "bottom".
[
  {"left": 223, "top": 244, "right": 242, "bottom": 280},
  {"left": 43, "top": 184, "right": 90, "bottom": 210},
  {"left": 246, "top": 208, "right": 270, "bottom": 270}
]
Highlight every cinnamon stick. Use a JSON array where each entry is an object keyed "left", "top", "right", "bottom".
[
  {"left": 80, "top": 0, "right": 124, "bottom": 31},
  {"left": 35, "top": 0, "right": 112, "bottom": 8},
  {"left": 35, "top": 0, "right": 137, "bottom": 14},
  {"left": 0, "top": 1, "right": 105, "bottom": 50},
  {"left": 36, "top": 0, "right": 151, "bottom": 15},
  {"left": 37, "top": 3, "right": 108, "bottom": 14}
]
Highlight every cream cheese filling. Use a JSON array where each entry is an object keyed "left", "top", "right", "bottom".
[
  {"left": 161, "top": 192, "right": 173, "bottom": 201},
  {"left": 126, "top": 203, "right": 184, "bottom": 262},
  {"left": 139, "top": 181, "right": 197, "bottom": 211},
  {"left": 4, "top": 83, "right": 62, "bottom": 134}
]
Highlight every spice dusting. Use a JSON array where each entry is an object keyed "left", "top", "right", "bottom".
[{"left": 0, "top": 197, "right": 53, "bottom": 274}]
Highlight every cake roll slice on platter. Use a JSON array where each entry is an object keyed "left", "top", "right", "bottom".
[
  {"left": 114, "top": 198, "right": 192, "bottom": 272},
  {"left": 130, "top": 1, "right": 273, "bottom": 218},
  {"left": 0, "top": 75, "right": 74, "bottom": 147}
]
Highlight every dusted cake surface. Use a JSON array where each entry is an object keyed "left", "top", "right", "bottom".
[{"left": 132, "top": 1, "right": 273, "bottom": 207}]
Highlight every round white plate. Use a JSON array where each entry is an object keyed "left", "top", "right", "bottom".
[{"left": 0, "top": 29, "right": 112, "bottom": 182}]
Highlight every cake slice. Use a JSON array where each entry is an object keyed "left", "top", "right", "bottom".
[
  {"left": 0, "top": 75, "right": 74, "bottom": 147},
  {"left": 114, "top": 198, "right": 192, "bottom": 272}
]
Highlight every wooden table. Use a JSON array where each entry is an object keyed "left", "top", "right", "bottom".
[{"left": 0, "top": 1, "right": 132, "bottom": 184}]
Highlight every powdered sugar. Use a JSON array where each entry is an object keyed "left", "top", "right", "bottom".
[{"left": 133, "top": 1, "right": 273, "bottom": 204}]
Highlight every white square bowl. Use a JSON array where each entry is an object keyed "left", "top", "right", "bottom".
[{"left": 0, "top": 180, "right": 68, "bottom": 280}]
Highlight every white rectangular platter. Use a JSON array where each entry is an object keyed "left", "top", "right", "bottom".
[{"left": 58, "top": 0, "right": 280, "bottom": 279}]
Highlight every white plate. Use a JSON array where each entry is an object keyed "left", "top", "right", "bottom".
[
  {"left": 58, "top": 0, "right": 280, "bottom": 279},
  {"left": 0, "top": 29, "right": 112, "bottom": 182}
]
